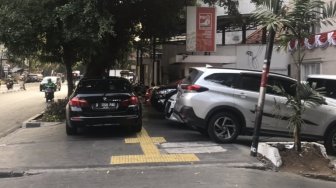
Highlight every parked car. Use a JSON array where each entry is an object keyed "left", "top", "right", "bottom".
[
  {"left": 164, "top": 93, "right": 177, "bottom": 119},
  {"left": 40, "top": 76, "right": 62, "bottom": 91},
  {"left": 150, "top": 85, "right": 178, "bottom": 112},
  {"left": 306, "top": 74, "right": 336, "bottom": 99},
  {"left": 26, "top": 73, "right": 43, "bottom": 83},
  {"left": 65, "top": 76, "right": 142, "bottom": 135},
  {"left": 173, "top": 67, "right": 336, "bottom": 154}
]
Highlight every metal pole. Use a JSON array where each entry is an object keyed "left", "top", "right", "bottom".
[
  {"left": 0, "top": 50, "right": 2, "bottom": 79},
  {"left": 152, "top": 37, "right": 156, "bottom": 85},
  {"left": 140, "top": 48, "right": 144, "bottom": 84},
  {"left": 250, "top": 0, "right": 281, "bottom": 157},
  {"left": 136, "top": 48, "right": 139, "bottom": 82}
]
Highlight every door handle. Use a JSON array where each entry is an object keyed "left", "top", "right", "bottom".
[{"left": 239, "top": 92, "right": 247, "bottom": 98}]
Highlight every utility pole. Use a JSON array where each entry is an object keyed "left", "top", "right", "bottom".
[
  {"left": 152, "top": 36, "right": 156, "bottom": 85},
  {"left": 250, "top": 0, "right": 281, "bottom": 157},
  {"left": 0, "top": 50, "right": 3, "bottom": 79}
]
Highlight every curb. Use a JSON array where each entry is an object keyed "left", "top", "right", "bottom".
[
  {"left": 22, "top": 112, "right": 64, "bottom": 128},
  {"left": 22, "top": 112, "right": 44, "bottom": 128},
  {"left": 258, "top": 142, "right": 282, "bottom": 167}
]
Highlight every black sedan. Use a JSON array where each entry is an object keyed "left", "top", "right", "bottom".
[{"left": 65, "top": 77, "right": 142, "bottom": 135}]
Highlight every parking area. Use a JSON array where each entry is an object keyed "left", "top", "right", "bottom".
[{"left": 0, "top": 105, "right": 265, "bottom": 170}]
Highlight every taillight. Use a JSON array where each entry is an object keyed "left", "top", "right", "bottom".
[
  {"left": 120, "top": 96, "right": 139, "bottom": 107},
  {"left": 69, "top": 97, "right": 89, "bottom": 107},
  {"left": 181, "top": 84, "right": 208, "bottom": 92}
]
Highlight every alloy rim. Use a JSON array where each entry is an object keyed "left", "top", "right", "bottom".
[{"left": 213, "top": 116, "right": 236, "bottom": 140}]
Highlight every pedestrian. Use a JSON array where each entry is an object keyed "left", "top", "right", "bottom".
[{"left": 21, "top": 75, "right": 26, "bottom": 90}]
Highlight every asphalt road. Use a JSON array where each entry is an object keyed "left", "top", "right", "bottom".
[{"left": 0, "top": 82, "right": 67, "bottom": 137}]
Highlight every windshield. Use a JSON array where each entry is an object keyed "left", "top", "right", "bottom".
[
  {"left": 77, "top": 79, "right": 132, "bottom": 93},
  {"left": 41, "top": 77, "right": 57, "bottom": 83},
  {"left": 307, "top": 78, "right": 336, "bottom": 99}
]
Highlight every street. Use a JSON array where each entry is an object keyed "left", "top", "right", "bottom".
[
  {"left": 0, "top": 89, "right": 335, "bottom": 187},
  {"left": 0, "top": 83, "right": 67, "bottom": 137}
]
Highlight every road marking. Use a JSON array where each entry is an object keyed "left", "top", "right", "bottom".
[
  {"left": 160, "top": 142, "right": 227, "bottom": 154},
  {"left": 111, "top": 129, "right": 199, "bottom": 164}
]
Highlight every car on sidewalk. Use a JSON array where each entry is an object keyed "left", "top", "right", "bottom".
[
  {"left": 173, "top": 67, "right": 336, "bottom": 154},
  {"left": 65, "top": 76, "right": 142, "bottom": 135}
]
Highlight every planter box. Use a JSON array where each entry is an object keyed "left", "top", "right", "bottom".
[{"left": 257, "top": 142, "right": 330, "bottom": 168}]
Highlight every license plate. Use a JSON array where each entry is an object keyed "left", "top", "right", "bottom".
[{"left": 93, "top": 102, "right": 117, "bottom": 110}]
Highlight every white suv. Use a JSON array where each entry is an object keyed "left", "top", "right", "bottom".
[
  {"left": 173, "top": 67, "right": 336, "bottom": 154},
  {"left": 307, "top": 75, "right": 336, "bottom": 99}
]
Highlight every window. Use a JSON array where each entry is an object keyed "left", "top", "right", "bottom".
[
  {"left": 77, "top": 79, "right": 131, "bottom": 93},
  {"left": 302, "top": 63, "right": 320, "bottom": 80},
  {"left": 307, "top": 78, "right": 336, "bottom": 99},
  {"left": 268, "top": 76, "right": 296, "bottom": 96},
  {"left": 181, "top": 69, "right": 203, "bottom": 85},
  {"left": 236, "top": 74, "right": 261, "bottom": 92},
  {"left": 204, "top": 73, "right": 237, "bottom": 87}
]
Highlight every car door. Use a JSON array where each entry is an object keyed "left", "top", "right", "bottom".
[
  {"left": 233, "top": 73, "right": 274, "bottom": 129},
  {"left": 263, "top": 76, "right": 296, "bottom": 132},
  {"left": 233, "top": 73, "right": 290, "bottom": 131}
]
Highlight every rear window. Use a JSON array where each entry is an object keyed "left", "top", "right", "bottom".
[
  {"left": 77, "top": 79, "right": 131, "bottom": 93},
  {"left": 41, "top": 77, "right": 57, "bottom": 83},
  {"left": 307, "top": 78, "right": 336, "bottom": 99},
  {"left": 181, "top": 68, "right": 203, "bottom": 84}
]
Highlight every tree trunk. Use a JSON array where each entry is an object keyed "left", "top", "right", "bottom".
[
  {"left": 64, "top": 57, "right": 73, "bottom": 98},
  {"left": 62, "top": 45, "right": 75, "bottom": 98},
  {"left": 85, "top": 57, "right": 110, "bottom": 77},
  {"left": 294, "top": 39, "right": 303, "bottom": 152}
]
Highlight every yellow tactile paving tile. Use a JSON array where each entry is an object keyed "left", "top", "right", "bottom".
[
  {"left": 111, "top": 154, "right": 199, "bottom": 164},
  {"left": 110, "top": 128, "right": 200, "bottom": 165}
]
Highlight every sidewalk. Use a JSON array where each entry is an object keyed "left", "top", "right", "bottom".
[{"left": 0, "top": 83, "right": 23, "bottom": 93}]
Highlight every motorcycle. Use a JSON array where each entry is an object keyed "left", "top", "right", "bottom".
[
  {"left": 5, "top": 79, "right": 14, "bottom": 90},
  {"left": 45, "top": 86, "right": 55, "bottom": 102}
]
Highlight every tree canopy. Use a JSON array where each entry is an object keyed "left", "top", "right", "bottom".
[{"left": 0, "top": 0, "right": 191, "bottom": 96}]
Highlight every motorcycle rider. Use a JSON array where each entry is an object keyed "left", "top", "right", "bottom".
[
  {"left": 5, "top": 76, "right": 14, "bottom": 90},
  {"left": 45, "top": 78, "right": 56, "bottom": 100}
]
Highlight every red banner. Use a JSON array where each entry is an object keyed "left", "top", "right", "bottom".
[{"left": 196, "top": 7, "right": 216, "bottom": 52}]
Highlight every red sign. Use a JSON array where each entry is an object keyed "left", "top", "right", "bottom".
[{"left": 196, "top": 7, "right": 216, "bottom": 52}]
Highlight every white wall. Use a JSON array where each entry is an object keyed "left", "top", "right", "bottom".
[
  {"left": 209, "top": 0, "right": 256, "bottom": 16},
  {"left": 162, "top": 44, "right": 291, "bottom": 81}
]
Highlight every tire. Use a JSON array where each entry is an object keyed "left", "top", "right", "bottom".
[
  {"left": 207, "top": 112, "right": 241, "bottom": 143},
  {"left": 66, "top": 121, "right": 78, "bottom": 135},
  {"left": 131, "top": 119, "right": 142, "bottom": 133},
  {"left": 324, "top": 126, "right": 336, "bottom": 155}
]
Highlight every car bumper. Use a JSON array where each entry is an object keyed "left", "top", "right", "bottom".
[
  {"left": 69, "top": 114, "right": 141, "bottom": 127},
  {"left": 176, "top": 106, "right": 206, "bottom": 129}
]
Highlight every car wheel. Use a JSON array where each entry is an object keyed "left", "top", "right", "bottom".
[
  {"left": 207, "top": 112, "right": 240, "bottom": 143},
  {"left": 66, "top": 121, "right": 78, "bottom": 135},
  {"left": 325, "top": 126, "right": 336, "bottom": 155},
  {"left": 131, "top": 119, "right": 142, "bottom": 133}
]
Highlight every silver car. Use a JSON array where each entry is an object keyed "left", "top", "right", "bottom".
[{"left": 173, "top": 67, "right": 336, "bottom": 154}]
